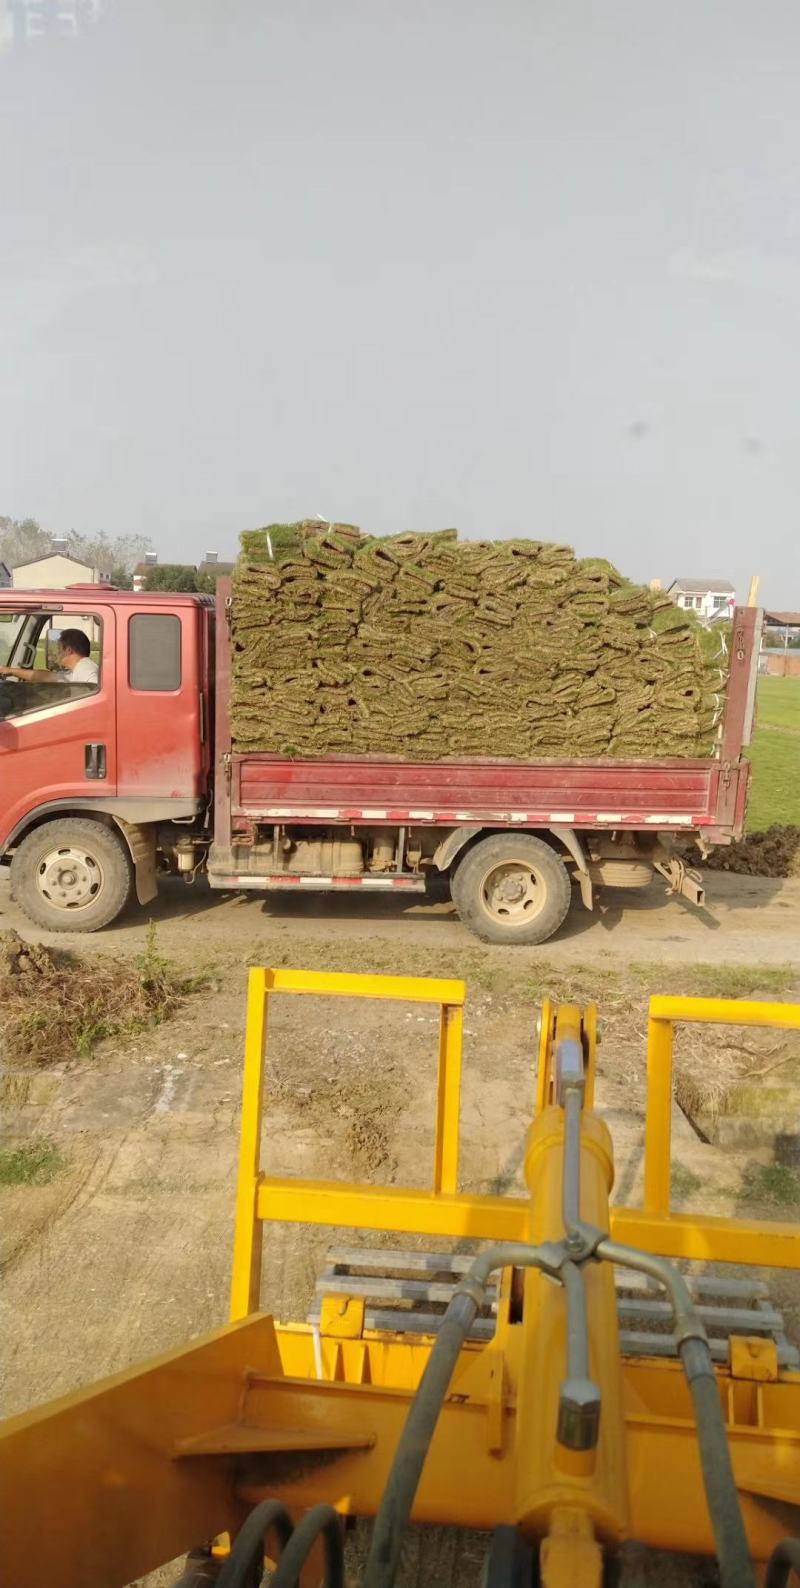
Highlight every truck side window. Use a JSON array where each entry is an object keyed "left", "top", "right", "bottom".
[
  {"left": 0, "top": 612, "right": 101, "bottom": 718},
  {"left": 129, "top": 614, "right": 181, "bottom": 692}
]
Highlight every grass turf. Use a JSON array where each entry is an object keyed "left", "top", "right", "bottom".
[{"left": 746, "top": 676, "right": 800, "bottom": 831}]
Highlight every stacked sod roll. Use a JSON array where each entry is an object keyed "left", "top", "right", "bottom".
[{"left": 231, "top": 523, "right": 728, "bottom": 760}]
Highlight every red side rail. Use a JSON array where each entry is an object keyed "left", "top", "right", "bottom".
[{"left": 232, "top": 754, "right": 722, "bottom": 831}]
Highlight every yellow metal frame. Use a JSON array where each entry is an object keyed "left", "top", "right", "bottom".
[
  {"left": 644, "top": 996, "right": 800, "bottom": 1213},
  {"left": 637, "top": 996, "right": 800, "bottom": 1265},
  {"left": 241, "top": 984, "right": 800, "bottom": 1278},
  {"left": 230, "top": 967, "right": 465, "bottom": 1319}
]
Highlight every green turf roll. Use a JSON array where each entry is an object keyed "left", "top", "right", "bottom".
[{"left": 230, "top": 525, "right": 729, "bottom": 760}]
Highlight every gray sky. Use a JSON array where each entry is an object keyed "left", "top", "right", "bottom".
[{"left": 1, "top": 1, "right": 799, "bottom": 605}]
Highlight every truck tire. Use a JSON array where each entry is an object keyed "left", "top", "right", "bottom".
[
  {"left": 10, "top": 818, "right": 134, "bottom": 933},
  {"left": 451, "top": 833, "right": 571, "bottom": 946}
]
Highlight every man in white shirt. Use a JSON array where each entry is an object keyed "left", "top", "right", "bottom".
[{"left": 0, "top": 628, "right": 99, "bottom": 687}]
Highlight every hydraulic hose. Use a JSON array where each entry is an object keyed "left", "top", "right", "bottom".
[
  {"left": 362, "top": 1242, "right": 556, "bottom": 1588},
  {"left": 557, "top": 1257, "right": 601, "bottom": 1451},
  {"left": 765, "top": 1538, "right": 800, "bottom": 1588},
  {"left": 269, "top": 1503, "right": 344, "bottom": 1588},
  {"left": 362, "top": 1289, "right": 478, "bottom": 1588},
  {"left": 558, "top": 1067, "right": 601, "bottom": 1451},
  {"left": 216, "top": 1499, "right": 293, "bottom": 1588},
  {"left": 561, "top": 1085, "right": 583, "bottom": 1242},
  {"left": 217, "top": 1499, "right": 343, "bottom": 1588},
  {"left": 597, "top": 1238, "right": 755, "bottom": 1588},
  {"left": 680, "top": 1338, "right": 755, "bottom": 1588}
]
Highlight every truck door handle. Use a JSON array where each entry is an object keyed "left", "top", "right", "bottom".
[{"left": 84, "top": 743, "right": 107, "bottom": 780}]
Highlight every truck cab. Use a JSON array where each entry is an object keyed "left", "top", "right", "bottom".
[{"left": 0, "top": 588, "right": 212, "bottom": 930}]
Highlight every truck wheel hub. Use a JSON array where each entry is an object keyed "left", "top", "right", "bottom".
[
  {"left": 483, "top": 861, "right": 543, "bottom": 922},
  {"left": 37, "top": 846, "right": 103, "bottom": 910}
]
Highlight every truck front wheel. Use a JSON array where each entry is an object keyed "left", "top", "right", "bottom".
[
  {"left": 10, "top": 818, "right": 134, "bottom": 933},
  {"left": 451, "top": 833, "right": 572, "bottom": 945}
]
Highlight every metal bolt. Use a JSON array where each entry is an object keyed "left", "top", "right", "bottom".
[{"left": 557, "top": 1376, "right": 602, "bottom": 1451}]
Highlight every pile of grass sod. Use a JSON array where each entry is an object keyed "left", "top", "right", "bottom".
[{"left": 231, "top": 523, "right": 728, "bottom": 762}]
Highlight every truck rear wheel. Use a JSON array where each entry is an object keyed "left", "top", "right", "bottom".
[
  {"left": 10, "top": 818, "right": 134, "bottom": 933},
  {"left": 451, "top": 833, "right": 571, "bottom": 946}
]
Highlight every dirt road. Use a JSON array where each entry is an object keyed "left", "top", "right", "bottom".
[
  {"left": 2, "top": 867, "right": 800, "bottom": 967},
  {"left": 2, "top": 869, "right": 800, "bottom": 1586}
]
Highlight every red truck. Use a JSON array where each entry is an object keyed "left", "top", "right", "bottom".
[{"left": 0, "top": 583, "right": 761, "bottom": 945}]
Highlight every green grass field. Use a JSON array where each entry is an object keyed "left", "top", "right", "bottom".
[{"left": 746, "top": 675, "right": 800, "bottom": 831}]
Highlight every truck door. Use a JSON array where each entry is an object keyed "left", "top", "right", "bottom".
[
  {"left": 115, "top": 603, "right": 206, "bottom": 800},
  {"left": 0, "top": 604, "right": 117, "bottom": 849}
]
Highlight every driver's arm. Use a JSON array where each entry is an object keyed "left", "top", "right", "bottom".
[{"left": 0, "top": 666, "right": 58, "bottom": 682}]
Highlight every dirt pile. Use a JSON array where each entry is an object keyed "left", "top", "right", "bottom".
[
  {"left": 231, "top": 522, "right": 729, "bottom": 761},
  {"left": 0, "top": 932, "right": 55, "bottom": 979},
  {"left": 701, "top": 825, "right": 800, "bottom": 878},
  {"left": 0, "top": 927, "right": 202, "bottom": 1065}
]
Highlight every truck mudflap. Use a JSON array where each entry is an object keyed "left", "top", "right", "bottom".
[{"left": 116, "top": 820, "right": 158, "bottom": 905}]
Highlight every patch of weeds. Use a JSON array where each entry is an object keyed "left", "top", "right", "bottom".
[
  {"left": 240, "top": 942, "right": 795, "bottom": 1029},
  {"left": 740, "top": 1162, "right": 800, "bottom": 1208},
  {"left": 671, "top": 1163, "right": 703, "bottom": 1201},
  {"left": 629, "top": 961, "right": 797, "bottom": 1001},
  {"left": 243, "top": 938, "right": 631, "bottom": 1010},
  {"left": 0, "top": 1072, "right": 32, "bottom": 1108},
  {"left": 0, "top": 924, "right": 211, "bottom": 1066},
  {"left": 0, "top": 1139, "right": 66, "bottom": 1186},
  {"left": 690, "top": 964, "right": 796, "bottom": 1000}
]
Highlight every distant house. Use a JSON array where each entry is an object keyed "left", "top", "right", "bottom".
[
  {"left": 132, "top": 551, "right": 159, "bottom": 592},
  {"left": 11, "top": 538, "right": 101, "bottom": 590},
  {"left": 0, "top": 560, "right": 10, "bottom": 589},
  {"left": 197, "top": 551, "right": 234, "bottom": 582},
  {"left": 667, "top": 578, "right": 736, "bottom": 621},
  {"left": 763, "top": 609, "right": 800, "bottom": 638},
  {"left": 132, "top": 551, "right": 235, "bottom": 591},
  {"left": 10, "top": 539, "right": 104, "bottom": 647},
  {"left": 762, "top": 610, "right": 800, "bottom": 666}
]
